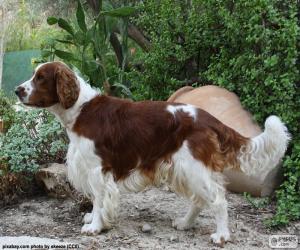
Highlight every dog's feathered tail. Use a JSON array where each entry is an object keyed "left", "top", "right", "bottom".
[{"left": 238, "top": 115, "right": 290, "bottom": 177}]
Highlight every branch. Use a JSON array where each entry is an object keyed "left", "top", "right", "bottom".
[
  {"left": 128, "top": 24, "right": 151, "bottom": 52},
  {"left": 86, "top": 1, "right": 151, "bottom": 51},
  {"left": 109, "top": 32, "right": 124, "bottom": 68},
  {"left": 86, "top": 0, "right": 100, "bottom": 14}
]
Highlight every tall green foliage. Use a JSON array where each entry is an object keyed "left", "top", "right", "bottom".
[
  {"left": 131, "top": 0, "right": 300, "bottom": 227},
  {"left": 41, "top": 0, "right": 136, "bottom": 97}
]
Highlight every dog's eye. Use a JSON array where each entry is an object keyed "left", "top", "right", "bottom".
[{"left": 36, "top": 74, "right": 44, "bottom": 81}]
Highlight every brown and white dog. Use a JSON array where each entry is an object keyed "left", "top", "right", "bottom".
[{"left": 15, "top": 62, "right": 290, "bottom": 245}]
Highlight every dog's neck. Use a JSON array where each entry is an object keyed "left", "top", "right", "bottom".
[{"left": 47, "top": 76, "right": 98, "bottom": 130}]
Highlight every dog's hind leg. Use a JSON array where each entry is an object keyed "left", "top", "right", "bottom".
[
  {"left": 170, "top": 141, "right": 230, "bottom": 244},
  {"left": 172, "top": 203, "right": 203, "bottom": 230},
  {"left": 208, "top": 188, "right": 230, "bottom": 245}
]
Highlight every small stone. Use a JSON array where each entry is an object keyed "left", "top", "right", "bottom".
[
  {"left": 170, "top": 235, "right": 179, "bottom": 242},
  {"left": 241, "top": 228, "right": 247, "bottom": 232},
  {"left": 250, "top": 241, "right": 262, "bottom": 247},
  {"left": 141, "top": 223, "right": 152, "bottom": 233}
]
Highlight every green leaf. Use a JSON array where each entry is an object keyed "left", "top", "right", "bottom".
[
  {"left": 41, "top": 50, "right": 53, "bottom": 58},
  {"left": 58, "top": 18, "right": 74, "bottom": 35},
  {"left": 101, "top": 6, "right": 136, "bottom": 17},
  {"left": 74, "top": 31, "right": 86, "bottom": 46},
  {"left": 47, "top": 17, "right": 58, "bottom": 25},
  {"left": 76, "top": 0, "right": 87, "bottom": 32},
  {"left": 113, "top": 82, "right": 132, "bottom": 98},
  {"left": 54, "top": 50, "right": 77, "bottom": 61},
  {"left": 55, "top": 39, "right": 74, "bottom": 45},
  {"left": 83, "top": 61, "right": 98, "bottom": 74}
]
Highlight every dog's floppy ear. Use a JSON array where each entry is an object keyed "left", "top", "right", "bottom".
[{"left": 55, "top": 66, "right": 79, "bottom": 109}]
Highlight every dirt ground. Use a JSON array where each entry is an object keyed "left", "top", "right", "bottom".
[{"left": 0, "top": 188, "right": 299, "bottom": 250}]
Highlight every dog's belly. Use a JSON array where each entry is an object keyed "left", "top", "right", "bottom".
[{"left": 118, "top": 160, "right": 173, "bottom": 193}]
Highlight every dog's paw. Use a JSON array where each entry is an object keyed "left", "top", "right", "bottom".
[
  {"left": 81, "top": 223, "right": 103, "bottom": 235},
  {"left": 210, "top": 231, "right": 230, "bottom": 247},
  {"left": 82, "top": 212, "right": 93, "bottom": 224},
  {"left": 172, "top": 217, "right": 193, "bottom": 231}
]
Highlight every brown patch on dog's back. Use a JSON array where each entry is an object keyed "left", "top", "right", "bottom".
[
  {"left": 189, "top": 109, "right": 248, "bottom": 172},
  {"left": 72, "top": 96, "right": 249, "bottom": 181}
]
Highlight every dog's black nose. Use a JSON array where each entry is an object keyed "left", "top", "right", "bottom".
[{"left": 15, "top": 86, "right": 24, "bottom": 97}]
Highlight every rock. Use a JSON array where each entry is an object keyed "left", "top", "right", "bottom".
[
  {"left": 168, "top": 85, "right": 283, "bottom": 197},
  {"left": 141, "top": 223, "right": 152, "bottom": 233},
  {"left": 35, "top": 163, "right": 72, "bottom": 198},
  {"left": 170, "top": 235, "right": 179, "bottom": 242}
]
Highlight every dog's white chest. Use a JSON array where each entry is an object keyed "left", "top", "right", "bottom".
[{"left": 66, "top": 131, "right": 102, "bottom": 196}]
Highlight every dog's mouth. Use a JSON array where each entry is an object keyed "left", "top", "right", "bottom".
[
  {"left": 18, "top": 97, "right": 41, "bottom": 108},
  {"left": 22, "top": 102, "right": 37, "bottom": 107}
]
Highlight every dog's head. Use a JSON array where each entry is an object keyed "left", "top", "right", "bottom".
[{"left": 15, "top": 62, "right": 79, "bottom": 109}]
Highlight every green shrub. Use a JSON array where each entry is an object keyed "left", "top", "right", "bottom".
[
  {"left": 0, "top": 90, "right": 16, "bottom": 131},
  {"left": 0, "top": 93, "right": 68, "bottom": 205},
  {"left": 0, "top": 109, "right": 68, "bottom": 174},
  {"left": 130, "top": 0, "right": 300, "bottom": 227},
  {"left": 266, "top": 142, "right": 300, "bottom": 227}
]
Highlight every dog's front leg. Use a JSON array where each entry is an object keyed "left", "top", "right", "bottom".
[{"left": 81, "top": 168, "right": 120, "bottom": 235}]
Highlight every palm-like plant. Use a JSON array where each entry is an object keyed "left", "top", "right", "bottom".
[{"left": 41, "top": 0, "right": 136, "bottom": 97}]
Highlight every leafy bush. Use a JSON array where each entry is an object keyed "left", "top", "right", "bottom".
[
  {"left": 266, "top": 143, "right": 300, "bottom": 227},
  {"left": 0, "top": 94, "right": 68, "bottom": 205},
  {"left": 130, "top": 0, "right": 300, "bottom": 227},
  {"left": 0, "top": 109, "right": 68, "bottom": 174},
  {"left": 0, "top": 90, "right": 16, "bottom": 131}
]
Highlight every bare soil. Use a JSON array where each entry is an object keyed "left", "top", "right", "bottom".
[{"left": 0, "top": 188, "right": 299, "bottom": 250}]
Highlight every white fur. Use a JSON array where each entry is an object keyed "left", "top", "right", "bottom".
[
  {"left": 167, "top": 104, "right": 197, "bottom": 120},
  {"left": 119, "top": 160, "right": 173, "bottom": 193},
  {"left": 119, "top": 169, "right": 151, "bottom": 192},
  {"left": 18, "top": 62, "right": 52, "bottom": 104},
  {"left": 168, "top": 141, "right": 230, "bottom": 244},
  {"left": 19, "top": 78, "right": 33, "bottom": 103},
  {"left": 67, "top": 131, "right": 119, "bottom": 234},
  {"left": 238, "top": 115, "right": 290, "bottom": 181}
]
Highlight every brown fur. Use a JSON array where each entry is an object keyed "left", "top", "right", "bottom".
[
  {"left": 73, "top": 95, "right": 249, "bottom": 181},
  {"left": 56, "top": 65, "right": 79, "bottom": 109},
  {"left": 26, "top": 62, "right": 79, "bottom": 108}
]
